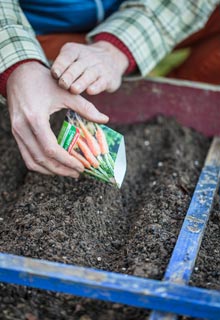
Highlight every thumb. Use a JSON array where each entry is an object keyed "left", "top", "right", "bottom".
[{"left": 63, "top": 92, "right": 109, "bottom": 124}]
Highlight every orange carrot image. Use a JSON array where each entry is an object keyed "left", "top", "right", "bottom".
[
  {"left": 77, "top": 138, "right": 99, "bottom": 168},
  {"left": 95, "top": 124, "right": 114, "bottom": 174},
  {"left": 95, "top": 125, "right": 109, "bottom": 155},
  {"left": 76, "top": 116, "right": 101, "bottom": 157},
  {"left": 70, "top": 148, "right": 91, "bottom": 169}
]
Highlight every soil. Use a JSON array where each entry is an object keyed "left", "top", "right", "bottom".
[{"left": 0, "top": 102, "right": 219, "bottom": 320}]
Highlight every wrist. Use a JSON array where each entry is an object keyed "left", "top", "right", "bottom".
[
  {"left": 93, "top": 33, "right": 137, "bottom": 74},
  {"left": 91, "top": 40, "right": 129, "bottom": 74},
  {"left": 7, "top": 61, "right": 47, "bottom": 93},
  {"left": 0, "top": 60, "right": 44, "bottom": 98}
]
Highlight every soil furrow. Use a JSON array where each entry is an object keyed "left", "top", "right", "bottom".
[{"left": 0, "top": 111, "right": 218, "bottom": 320}]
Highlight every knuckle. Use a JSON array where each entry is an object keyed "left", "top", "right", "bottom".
[
  {"left": 12, "top": 118, "right": 23, "bottom": 135},
  {"left": 67, "top": 170, "right": 79, "bottom": 178},
  {"left": 72, "top": 172, "right": 80, "bottom": 179},
  {"left": 62, "top": 42, "right": 75, "bottom": 51},
  {"left": 56, "top": 168, "right": 73, "bottom": 177},
  {"left": 76, "top": 80, "right": 86, "bottom": 91},
  {"left": 75, "top": 60, "right": 84, "bottom": 72},
  {"left": 107, "top": 79, "right": 120, "bottom": 93},
  {"left": 26, "top": 161, "right": 37, "bottom": 172},
  {"left": 81, "top": 73, "right": 89, "bottom": 83},
  {"left": 84, "top": 72, "right": 95, "bottom": 84},
  {"left": 26, "top": 112, "right": 36, "bottom": 125},
  {"left": 59, "top": 76, "right": 69, "bottom": 88},
  {"left": 100, "top": 78, "right": 107, "bottom": 88},
  {"left": 55, "top": 62, "right": 66, "bottom": 72},
  {"left": 34, "top": 157, "right": 45, "bottom": 166},
  {"left": 114, "top": 80, "right": 121, "bottom": 91},
  {"left": 70, "top": 84, "right": 78, "bottom": 93},
  {"left": 52, "top": 162, "right": 62, "bottom": 171},
  {"left": 26, "top": 114, "right": 42, "bottom": 136},
  {"left": 45, "top": 146, "right": 56, "bottom": 158},
  {"left": 92, "top": 79, "right": 106, "bottom": 93},
  {"left": 107, "top": 87, "right": 116, "bottom": 93},
  {"left": 95, "top": 63, "right": 103, "bottom": 75},
  {"left": 60, "top": 71, "right": 72, "bottom": 82}
]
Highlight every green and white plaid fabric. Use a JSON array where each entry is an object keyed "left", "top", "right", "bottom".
[
  {"left": 88, "top": 0, "right": 220, "bottom": 75},
  {"left": 0, "top": 0, "right": 49, "bottom": 73},
  {"left": 0, "top": 0, "right": 219, "bottom": 76}
]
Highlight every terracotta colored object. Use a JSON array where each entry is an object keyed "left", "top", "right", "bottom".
[
  {"left": 37, "top": 33, "right": 86, "bottom": 60},
  {"left": 87, "top": 78, "right": 220, "bottom": 137},
  {"left": 169, "top": 6, "right": 220, "bottom": 84}
]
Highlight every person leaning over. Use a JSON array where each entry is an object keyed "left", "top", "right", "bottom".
[{"left": 0, "top": 0, "right": 219, "bottom": 178}]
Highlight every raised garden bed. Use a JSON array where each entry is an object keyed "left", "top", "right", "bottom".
[{"left": 0, "top": 79, "right": 220, "bottom": 319}]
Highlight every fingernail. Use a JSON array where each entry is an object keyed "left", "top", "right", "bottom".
[
  {"left": 78, "top": 166, "right": 84, "bottom": 173},
  {"left": 53, "top": 68, "right": 61, "bottom": 78},
  {"left": 90, "top": 85, "right": 97, "bottom": 91},
  {"left": 100, "top": 113, "right": 109, "bottom": 122},
  {"left": 72, "top": 175, "right": 79, "bottom": 180},
  {"left": 73, "top": 83, "right": 82, "bottom": 92},
  {"left": 60, "top": 78, "right": 70, "bottom": 89}
]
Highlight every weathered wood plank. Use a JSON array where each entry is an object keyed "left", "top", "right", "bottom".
[
  {"left": 150, "top": 137, "right": 220, "bottom": 320},
  {"left": 88, "top": 78, "right": 220, "bottom": 136},
  {"left": 0, "top": 253, "right": 220, "bottom": 319}
]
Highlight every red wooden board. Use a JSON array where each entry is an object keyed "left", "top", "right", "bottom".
[{"left": 87, "top": 79, "right": 220, "bottom": 137}]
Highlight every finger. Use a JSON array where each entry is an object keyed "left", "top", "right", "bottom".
[
  {"left": 87, "top": 77, "right": 109, "bottom": 95},
  {"left": 63, "top": 93, "right": 109, "bottom": 123},
  {"left": 13, "top": 118, "right": 82, "bottom": 178},
  {"left": 14, "top": 134, "right": 53, "bottom": 175},
  {"left": 51, "top": 44, "right": 79, "bottom": 79},
  {"left": 30, "top": 116, "right": 84, "bottom": 174},
  {"left": 70, "top": 66, "right": 100, "bottom": 94},
  {"left": 58, "top": 58, "right": 92, "bottom": 90},
  {"left": 106, "top": 78, "right": 121, "bottom": 93}
]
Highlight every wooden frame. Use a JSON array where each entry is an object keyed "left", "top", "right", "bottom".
[{"left": 1, "top": 78, "right": 220, "bottom": 319}]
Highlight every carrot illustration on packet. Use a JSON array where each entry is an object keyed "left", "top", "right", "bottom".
[
  {"left": 70, "top": 148, "right": 91, "bottom": 169},
  {"left": 77, "top": 137, "right": 99, "bottom": 168},
  {"left": 58, "top": 110, "right": 126, "bottom": 187},
  {"left": 95, "top": 124, "right": 114, "bottom": 175},
  {"left": 76, "top": 114, "right": 101, "bottom": 157}
]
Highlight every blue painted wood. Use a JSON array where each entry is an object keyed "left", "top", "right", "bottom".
[
  {"left": 0, "top": 253, "right": 220, "bottom": 319},
  {"left": 150, "top": 137, "right": 220, "bottom": 320}
]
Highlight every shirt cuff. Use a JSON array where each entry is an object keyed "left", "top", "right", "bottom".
[
  {"left": 0, "top": 59, "right": 41, "bottom": 98},
  {"left": 94, "top": 32, "right": 137, "bottom": 74}
]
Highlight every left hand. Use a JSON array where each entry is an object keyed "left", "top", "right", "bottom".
[
  {"left": 51, "top": 41, "right": 129, "bottom": 95},
  {"left": 7, "top": 62, "right": 108, "bottom": 178}
]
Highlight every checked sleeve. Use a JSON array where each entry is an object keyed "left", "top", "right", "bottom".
[
  {"left": 0, "top": 0, "right": 48, "bottom": 75},
  {"left": 87, "top": 0, "right": 220, "bottom": 76}
]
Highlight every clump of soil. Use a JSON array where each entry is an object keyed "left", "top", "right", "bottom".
[{"left": 0, "top": 103, "right": 219, "bottom": 320}]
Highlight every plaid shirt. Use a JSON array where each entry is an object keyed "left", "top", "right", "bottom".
[{"left": 0, "top": 0, "right": 219, "bottom": 76}]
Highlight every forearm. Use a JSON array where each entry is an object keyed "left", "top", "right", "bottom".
[{"left": 87, "top": 0, "right": 220, "bottom": 76}]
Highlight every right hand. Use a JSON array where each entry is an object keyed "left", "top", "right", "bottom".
[
  {"left": 51, "top": 41, "right": 129, "bottom": 95},
  {"left": 6, "top": 61, "right": 109, "bottom": 178}
]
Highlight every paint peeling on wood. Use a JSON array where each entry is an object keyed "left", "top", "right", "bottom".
[
  {"left": 187, "top": 225, "right": 201, "bottom": 233},
  {"left": 150, "top": 137, "right": 220, "bottom": 320},
  {"left": 0, "top": 253, "right": 220, "bottom": 319}
]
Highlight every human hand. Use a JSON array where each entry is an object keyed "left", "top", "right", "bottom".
[
  {"left": 7, "top": 61, "right": 108, "bottom": 177},
  {"left": 51, "top": 41, "right": 129, "bottom": 95}
]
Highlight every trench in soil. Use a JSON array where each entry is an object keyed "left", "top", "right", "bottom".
[{"left": 0, "top": 105, "right": 219, "bottom": 320}]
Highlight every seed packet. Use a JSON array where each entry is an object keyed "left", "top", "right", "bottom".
[{"left": 58, "top": 110, "right": 126, "bottom": 188}]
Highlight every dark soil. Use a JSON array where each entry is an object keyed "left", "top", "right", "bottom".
[{"left": 0, "top": 102, "right": 219, "bottom": 320}]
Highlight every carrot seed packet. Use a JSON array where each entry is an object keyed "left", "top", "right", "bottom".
[{"left": 58, "top": 110, "right": 126, "bottom": 188}]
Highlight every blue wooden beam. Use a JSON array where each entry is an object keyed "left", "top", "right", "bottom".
[
  {"left": 150, "top": 137, "right": 220, "bottom": 320},
  {"left": 0, "top": 253, "right": 220, "bottom": 319}
]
